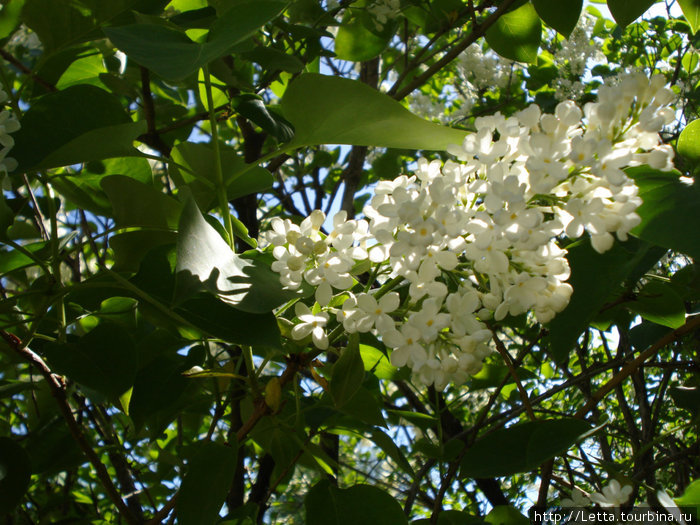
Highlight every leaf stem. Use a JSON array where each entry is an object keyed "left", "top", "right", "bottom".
[{"left": 203, "top": 65, "right": 235, "bottom": 250}]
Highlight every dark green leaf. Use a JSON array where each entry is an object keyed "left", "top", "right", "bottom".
[
  {"left": 176, "top": 197, "right": 305, "bottom": 313},
  {"left": 532, "top": 0, "right": 582, "bottom": 37},
  {"left": 280, "top": 74, "right": 467, "bottom": 150},
  {"left": 546, "top": 237, "right": 663, "bottom": 362},
  {"left": 460, "top": 419, "right": 591, "bottom": 478},
  {"left": 101, "top": 175, "right": 181, "bottom": 229},
  {"left": 42, "top": 323, "right": 137, "bottom": 399},
  {"left": 0, "top": 437, "right": 31, "bottom": 514},
  {"left": 629, "top": 321, "right": 671, "bottom": 350},
  {"left": 679, "top": 0, "right": 700, "bottom": 33},
  {"left": 485, "top": 2, "right": 542, "bottom": 63},
  {"left": 176, "top": 441, "right": 238, "bottom": 525},
  {"left": 435, "top": 510, "right": 486, "bottom": 525},
  {"left": 628, "top": 167, "right": 700, "bottom": 259},
  {"left": 305, "top": 479, "right": 408, "bottom": 525},
  {"left": 129, "top": 355, "right": 189, "bottom": 431},
  {"left": 169, "top": 141, "right": 274, "bottom": 212},
  {"left": 110, "top": 230, "right": 178, "bottom": 272},
  {"left": 234, "top": 97, "right": 295, "bottom": 142},
  {"left": 670, "top": 386, "right": 700, "bottom": 417},
  {"left": 627, "top": 280, "right": 686, "bottom": 329},
  {"left": 331, "top": 334, "right": 364, "bottom": 407},
  {"left": 338, "top": 386, "right": 387, "bottom": 427},
  {"left": 241, "top": 47, "right": 304, "bottom": 73},
  {"left": 22, "top": 0, "right": 169, "bottom": 53},
  {"left": 485, "top": 506, "right": 530, "bottom": 525},
  {"left": 24, "top": 417, "right": 85, "bottom": 474},
  {"left": 606, "top": 0, "right": 656, "bottom": 27},
  {"left": 12, "top": 85, "right": 145, "bottom": 172},
  {"left": 104, "top": 1, "right": 285, "bottom": 81},
  {"left": 177, "top": 295, "right": 282, "bottom": 349}
]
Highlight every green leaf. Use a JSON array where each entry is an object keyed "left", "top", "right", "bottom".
[
  {"left": 0, "top": 0, "right": 25, "bottom": 40},
  {"left": 22, "top": 0, "right": 169, "bottom": 53},
  {"left": 360, "top": 344, "right": 406, "bottom": 380},
  {"left": 176, "top": 197, "right": 305, "bottom": 313},
  {"left": 485, "top": 1, "right": 542, "bottom": 63},
  {"left": 546, "top": 237, "right": 664, "bottom": 362},
  {"left": 678, "top": 119, "right": 700, "bottom": 163},
  {"left": 110, "top": 230, "right": 178, "bottom": 272},
  {"left": 485, "top": 506, "right": 530, "bottom": 525},
  {"left": 103, "top": 1, "right": 285, "bottom": 81},
  {"left": 338, "top": 386, "right": 387, "bottom": 427},
  {"left": 675, "top": 479, "right": 700, "bottom": 512},
  {"left": 42, "top": 323, "right": 137, "bottom": 399},
  {"left": 335, "top": 10, "right": 395, "bottom": 61},
  {"left": 102, "top": 175, "right": 181, "bottom": 229},
  {"left": 627, "top": 280, "right": 686, "bottom": 329},
  {"left": 129, "top": 354, "right": 190, "bottom": 431},
  {"left": 532, "top": 0, "right": 582, "bottom": 37},
  {"left": 679, "top": 0, "right": 700, "bottom": 33},
  {"left": 233, "top": 97, "right": 295, "bottom": 143},
  {"left": 177, "top": 295, "right": 282, "bottom": 349},
  {"left": 460, "top": 419, "right": 591, "bottom": 478},
  {"left": 670, "top": 386, "right": 700, "bottom": 417},
  {"left": 241, "top": 46, "right": 304, "bottom": 73},
  {"left": 11, "top": 85, "right": 145, "bottom": 171},
  {"left": 280, "top": 74, "right": 467, "bottom": 151},
  {"left": 176, "top": 441, "right": 238, "bottom": 525},
  {"left": 0, "top": 241, "right": 49, "bottom": 276},
  {"left": 606, "top": 0, "right": 656, "bottom": 27},
  {"left": 0, "top": 437, "right": 31, "bottom": 514},
  {"left": 169, "top": 141, "right": 274, "bottom": 212},
  {"left": 331, "top": 334, "right": 364, "bottom": 407},
  {"left": 55, "top": 48, "right": 105, "bottom": 89},
  {"left": 628, "top": 167, "right": 700, "bottom": 259},
  {"left": 305, "top": 479, "right": 408, "bottom": 525}
]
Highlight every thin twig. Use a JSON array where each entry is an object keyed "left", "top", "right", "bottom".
[
  {"left": 0, "top": 48, "right": 57, "bottom": 92},
  {"left": 574, "top": 314, "right": 700, "bottom": 419},
  {"left": 492, "top": 332, "right": 536, "bottom": 420},
  {"left": 0, "top": 330, "right": 139, "bottom": 525}
]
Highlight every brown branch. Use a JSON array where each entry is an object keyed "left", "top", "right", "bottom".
[
  {"left": 389, "top": 0, "right": 518, "bottom": 100},
  {"left": 492, "top": 332, "right": 536, "bottom": 420},
  {"left": 574, "top": 314, "right": 700, "bottom": 419},
  {"left": 139, "top": 67, "right": 171, "bottom": 157},
  {"left": 0, "top": 330, "right": 140, "bottom": 525},
  {"left": 0, "top": 48, "right": 57, "bottom": 92}
]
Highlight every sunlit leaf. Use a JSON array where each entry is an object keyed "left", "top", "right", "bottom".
[
  {"left": 280, "top": 74, "right": 467, "bottom": 150},
  {"left": 485, "top": 1, "right": 542, "bottom": 63}
]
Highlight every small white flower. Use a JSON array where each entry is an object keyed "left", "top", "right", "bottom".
[
  {"left": 590, "top": 480, "right": 633, "bottom": 507},
  {"left": 291, "top": 303, "right": 329, "bottom": 350}
]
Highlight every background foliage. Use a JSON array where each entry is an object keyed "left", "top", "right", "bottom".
[{"left": 1, "top": 0, "right": 700, "bottom": 524}]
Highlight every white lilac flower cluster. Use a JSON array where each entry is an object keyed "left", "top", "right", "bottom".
[
  {"left": 552, "top": 14, "right": 605, "bottom": 100},
  {"left": 410, "top": 44, "right": 514, "bottom": 124},
  {"left": 366, "top": 0, "right": 401, "bottom": 31},
  {"left": 0, "top": 88, "right": 20, "bottom": 183},
  {"left": 265, "top": 73, "right": 675, "bottom": 388}
]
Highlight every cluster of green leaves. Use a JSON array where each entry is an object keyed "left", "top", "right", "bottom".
[{"left": 1, "top": 0, "right": 700, "bottom": 524}]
